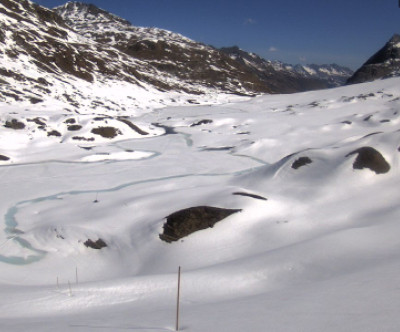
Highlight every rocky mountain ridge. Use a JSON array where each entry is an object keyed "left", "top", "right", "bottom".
[
  {"left": 57, "top": 1, "right": 353, "bottom": 94},
  {"left": 53, "top": 1, "right": 272, "bottom": 95},
  {"left": 347, "top": 34, "right": 400, "bottom": 84}
]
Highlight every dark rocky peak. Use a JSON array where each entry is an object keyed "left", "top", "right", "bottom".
[
  {"left": 364, "top": 34, "right": 400, "bottom": 66},
  {"left": 347, "top": 34, "right": 400, "bottom": 84}
]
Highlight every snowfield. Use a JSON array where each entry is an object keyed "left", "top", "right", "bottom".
[{"left": 1, "top": 77, "right": 400, "bottom": 331}]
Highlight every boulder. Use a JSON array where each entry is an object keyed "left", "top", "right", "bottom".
[
  {"left": 346, "top": 147, "right": 390, "bottom": 174},
  {"left": 84, "top": 238, "right": 107, "bottom": 249},
  {"left": 292, "top": 156, "right": 313, "bottom": 169},
  {"left": 160, "top": 206, "right": 241, "bottom": 242}
]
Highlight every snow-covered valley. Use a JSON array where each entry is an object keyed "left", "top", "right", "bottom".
[{"left": 1, "top": 76, "right": 400, "bottom": 331}]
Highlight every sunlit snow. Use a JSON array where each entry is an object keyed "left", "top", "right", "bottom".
[{"left": 0, "top": 77, "right": 400, "bottom": 331}]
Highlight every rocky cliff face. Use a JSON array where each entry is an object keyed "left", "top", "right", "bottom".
[{"left": 347, "top": 34, "right": 400, "bottom": 84}]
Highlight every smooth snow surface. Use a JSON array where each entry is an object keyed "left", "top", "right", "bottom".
[{"left": 1, "top": 78, "right": 400, "bottom": 331}]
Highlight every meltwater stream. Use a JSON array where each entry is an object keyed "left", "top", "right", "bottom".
[
  {"left": 0, "top": 126, "right": 267, "bottom": 265},
  {"left": 0, "top": 169, "right": 252, "bottom": 265}
]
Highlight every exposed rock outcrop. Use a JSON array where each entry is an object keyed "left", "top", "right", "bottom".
[
  {"left": 346, "top": 146, "right": 390, "bottom": 174},
  {"left": 160, "top": 206, "right": 242, "bottom": 242}
]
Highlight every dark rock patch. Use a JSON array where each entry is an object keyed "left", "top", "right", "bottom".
[
  {"left": 72, "top": 136, "right": 95, "bottom": 141},
  {"left": 94, "top": 116, "right": 111, "bottom": 121},
  {"left": 292, "top": 156, "right": 313, "bottom": 169},
  {"left": 47, "top": 130, "right": 61, "bottom": 137},
  {"left": 233, "top": 192, "right": 267, "bottom": 201},
  {"left": 84, "top": 238, "right": 107, "bottom": 250},
  {"left": 190, "top": 119, "right": 213, "bottom": 127},
  {"left": 91, "top": 126, "right": 121, "bottom": 138},
  {"left": 117, "top": 117, "right": 149, "bottom": 135},
  {"left": 160, "top": 206, "right": 242, "bottom": 243},
  {"left": 308, "top": 101, "right": 319, "bottom": 107},
  {"left": 29, "top": 97, "right": 43, "bottom": 104},
  {"left": 28, "top": 117, "right": 46, "bottom": 126},
  {"left": 346, "top": 146, "right": 390, "bottom": 174},
  {"left": 0, "top": 154, "right": 10, "bottom": 161},
  {"left": 4, "top": 119, "right": 25, "bottom": 130},
  {"left": 65, "top": 118, "right": 76, "bottom": 124},
  {"left": 341, "top": 120, "right": 352, "bottom": 125},
  {"left": 67, "top": 124, "right": 82, "bottom": 131}
]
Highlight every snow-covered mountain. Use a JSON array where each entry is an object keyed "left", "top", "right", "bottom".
[
  {"left": 0, "top": 0, "right": 356, "bottom": 113},
  {"left": 220, "top": 46, "right": 353, "bottom": 93},
  {"left": 0, "top": 0, "right": 273, "bottom": 113},
  {"left": 347, "top": 34, "right": 400, "bottom": 84},
  {"left": 293, "top": 63, "right": 353, "bottom": 86},
  {"left": 54, "top": 2, "right": 274, "bottom": 95}
]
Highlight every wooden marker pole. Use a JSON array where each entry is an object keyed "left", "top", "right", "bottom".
[
  {"left": 68, "top": 280, "right": 72, "bottom": 297},
  {"left": 176, "top": 266, "right": 181, "bottom": 331}
]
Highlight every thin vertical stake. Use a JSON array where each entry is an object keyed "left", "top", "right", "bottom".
[
  {"left": 68, "top": 280, "right": 72, "bottom": 297},
  {"left": 176, "top": 266, "right": 181, "bottom": 331}
]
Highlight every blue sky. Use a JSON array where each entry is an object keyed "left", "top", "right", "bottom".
[{"left": 35, "top": 0, "right": 400, "bottom": 69}]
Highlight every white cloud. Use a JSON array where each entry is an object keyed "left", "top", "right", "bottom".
[
  {"left": 299, "top": 56, "right": 307, "bottom": 62},
  {"left": 268, "top": 46, "right": 278, "bottom": 52},
  {"left": 244, "top": 18, "right": 256, "bottom": 25}
]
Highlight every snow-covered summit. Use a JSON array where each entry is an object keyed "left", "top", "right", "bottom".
[
  {"left": 55, "top": 1, "right": 132, "bottom": 28},
  {"left": 54, "top": 1, "right": 193, "bottom": 46}
]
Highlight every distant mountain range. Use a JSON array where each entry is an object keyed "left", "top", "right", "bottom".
[
  {"left": 0, "top": 0, "right": 398, "bottom": 111},
  {"left": 220, "top": 46, "right": 353, "bottom": 93}
]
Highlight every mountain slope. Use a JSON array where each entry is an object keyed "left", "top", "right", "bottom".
[
  {"left": 347, "top": 34, "right": 400, "bottom": 84},
  {"left": 0, "top": 0, "right": 270, "bottom": 114},
  {"left": 54, "top": 1, "right": 271, "bottom": 95}
]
